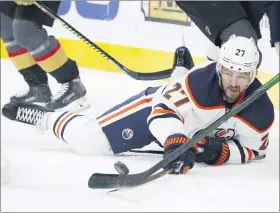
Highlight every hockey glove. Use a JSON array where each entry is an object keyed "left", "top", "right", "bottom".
[
  {"left": 14, "top": 1, "right": 33, "bottom": 6},
  {"left": 163, "top": 134, "right": 196, "bottom": 174},
  {"left": 195, "top": 137, "right": 230, "bottom": 166}
]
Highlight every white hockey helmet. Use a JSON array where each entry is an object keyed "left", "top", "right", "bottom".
[{"left": 216, "top": 35, "right": 259, "bottom": 85}]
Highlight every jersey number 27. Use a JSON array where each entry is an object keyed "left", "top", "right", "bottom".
[{"left": 163, "top": 82, "right": 189, "bottom": 107}]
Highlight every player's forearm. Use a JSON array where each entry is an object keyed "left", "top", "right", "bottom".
[{"left": 148, "top": 117, "right": 185, "bottom": 146}]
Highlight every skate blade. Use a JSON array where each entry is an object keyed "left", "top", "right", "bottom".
[{"left": 54, "top": 97, "right": 91, "bottom": 113}]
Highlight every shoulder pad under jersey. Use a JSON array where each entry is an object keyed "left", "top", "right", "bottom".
[
  {"left": 185, "top": 62, "right": 225, "bottom": 110},
  {"left": 235, "top": 78, "right": 275, "bottom": 133}
]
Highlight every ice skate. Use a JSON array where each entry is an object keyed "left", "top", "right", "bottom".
[
  {"left": 46, "top": 77, "right": 90, "bottom": 112},
  {"left": 171, "top": 44, "right": 195, "bottom": 80},
  {"left": 10, "top": 83, "right": 52, "bottom": 104}
]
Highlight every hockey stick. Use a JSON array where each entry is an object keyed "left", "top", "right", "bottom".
[
  {"left": 108, "top": 168, "right": 173, "bottom": 192},
  {"left": 33, "top": 1, "right": 173, "bottom": 81},
  {"left": 129, "top": 149, "right": 164, "bottom": 155},
  {"left": 88, "top": 73, "right": 279, "bottom": 189}
]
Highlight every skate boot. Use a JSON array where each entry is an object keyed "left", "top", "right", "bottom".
[
  {"left": 173, "top": 46, "right": 194, "bottom": 70},
  {"left": 171, "top": 46, "right": 195, "bottom": 80},
  {"left": 2, "top": 101, "right": 54, "bottom": 126},
  {"left": 10, "top": 83, "right": 52, "bottom": 104},
  {"left": 46, "top": 77, "right": 90, "bottom": 112}
]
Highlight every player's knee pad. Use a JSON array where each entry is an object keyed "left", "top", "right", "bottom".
[
  {"left": 12, "top": 19, "right": 48, "bottom": 51},
  {"left": 66, "top": 117, "right": 112, "bottom": 156},
  {"left": 0, "top": 13, "right": 14, "bottom": 42}
]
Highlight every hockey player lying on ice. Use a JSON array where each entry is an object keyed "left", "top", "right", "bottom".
[{"left": 2, "top": 35, "right": 275, "bottom": 175}]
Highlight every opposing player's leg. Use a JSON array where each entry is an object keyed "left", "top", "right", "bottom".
[
  {"left": 205, "top": 16, "right": 259, "bottom": 61},
  {"left": 266, "top": 1, "right": 280, "bottom": 57},
  {"left": 175, "top": 1, "right": 256, "bottom": 46},
  {"left": 0, "top": 2, "right": 52, "bottom": 104},
  {"left": 175, "top": 1, "right": 262, "bottom": 65},
  {"left": 12, "top": 2, "right": 89, "bottom": 111}
]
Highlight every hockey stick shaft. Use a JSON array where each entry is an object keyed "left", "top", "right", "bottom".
[
  {"left": 129, "top": 149, "right": 164, "bottom": 155},
  {"left": 88, "top": 73, "right": 279, "bottom": 189},
  {"left": 33, "top": 2, "right": 173, "bottom": 81}
]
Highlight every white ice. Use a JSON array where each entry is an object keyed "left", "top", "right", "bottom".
[{"left": 1, "top": 59, "right": 279, "bottom": 212}]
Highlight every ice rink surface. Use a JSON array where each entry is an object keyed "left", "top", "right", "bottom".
[{"left": 1, "top": 59, "right": 279, "bottom": 212}]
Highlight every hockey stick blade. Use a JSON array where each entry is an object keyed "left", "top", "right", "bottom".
[
  {"left": 88, "top": 173, "right": 121, "bottom": 189},
  {"left": 88, "top": 169, "right": 173, "bottom": 189},
  {"left": 33, "top": 2, "right": 173, "bottom": 81},
  {"left": 88, "top": 74, "right": 279, "bottom": 189},
  {"left": 108, "top": 169, "right": 173, "bottom": 192},
  {"left": 88, "top": 172, "right": 148, "bottom": 189}
]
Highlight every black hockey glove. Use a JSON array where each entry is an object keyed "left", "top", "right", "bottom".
[
  {"left": 195, "top": 137, "right": 230, "bottom": 166},
  {"left": 163, "top": 134, "right": 196, "bottom": 174}
]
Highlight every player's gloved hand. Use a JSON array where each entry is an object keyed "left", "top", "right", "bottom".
[
  {"left": 14, "top": 0, "right": 34, "bottom": 6},
  {"left": 195, "top": 137, "right": 230, "bottom": 166},
  {"left": 163, "top": 134, "right": 196, "bottom": 174}
]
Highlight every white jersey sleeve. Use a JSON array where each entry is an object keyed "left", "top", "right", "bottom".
[
  {"left": 226, "top": 120, "right": 272, "bottom": 164},
  {"left": 147, "top": 77, "right": 192, "bottom": 145}
]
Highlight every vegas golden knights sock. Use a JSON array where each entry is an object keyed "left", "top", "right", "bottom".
[
  {"left": 31, "top": 36, "right": 79, "bottom": 83},
  {"left": 5, "top": 40, "right": 48, "bottom": 86}
]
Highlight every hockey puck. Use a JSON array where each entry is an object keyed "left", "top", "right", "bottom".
[{"left": 114, "top": 161, "right": 130, "bottom": 175}]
